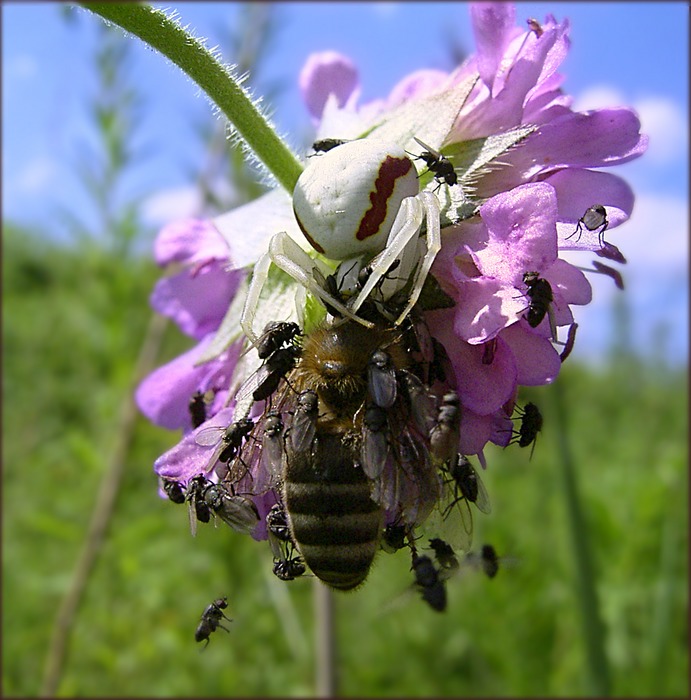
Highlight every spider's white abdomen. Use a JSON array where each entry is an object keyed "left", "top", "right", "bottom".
[{"left": 293, "top": 140, "right": 419, "bottom": 260}]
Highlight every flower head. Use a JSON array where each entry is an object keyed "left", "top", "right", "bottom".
[{"left": 136, "top": 2, "right": 646, "bottom": 596}]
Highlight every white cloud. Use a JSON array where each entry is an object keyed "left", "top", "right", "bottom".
[
  {"left": 371, "top": 2, "right": 400, "bottom": 19},
  {"left": 634, "top": 97, "right": 689, "bottom": 166},
  {"left": 574, "top": 85, "right": 689, "bottom": 167},
  {"left": 13, "top": 156, "right": 57, "bottom": 194},
  {"left": 573, "top": 85, "right": 625, "bottom": 112},
  {"left": 7, "top": 53, "right": 38, "bottom": 80}
]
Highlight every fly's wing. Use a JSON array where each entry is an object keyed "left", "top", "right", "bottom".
[
  {"left": 289, "top": 407, "right": 317, "bottom": 456},
  {"left": 360, "top": 406, "right": 390, "bottom": 479},
  {"left": 260, "top": 420, "right": 285, "bottom": 483},
  {"left": 188, "top": 497, "right": 199, "bottom": 537},
  {"left": 469, "top": 463, "right": 491, "bottom": 515},
  {"left": 398, "top": 370, "right": 437, "bottom": 435},
  {"left": 413, "top": 136, "right": 441, "bottom": 158},
  {"left": 214, "top": 492, "right": 260, "bottom": 535},
  {"left": 195, "top": 426, "right": 232, "bottom": 473},
  {"left": 429, "top": 418, "right": 459, "bottom": 465},
  {"left": 235, "top": 362, "right": 272, "bottom": 406},
  {"left": 367, "top": 353, "right": 397, "bottom": 408},
  {"left": 419, "top": 473, "right": 474, "bottom": 553}
]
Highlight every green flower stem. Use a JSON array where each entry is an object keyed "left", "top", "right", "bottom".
[
  {"left": 81, "top": 2, "right": 303, "bottom": 194},
  {"left": 314, "top": 581, "right": 338, "bottom": 697},
  {"left": 551, "top": 380, "right": 612, "bottom": 696}
]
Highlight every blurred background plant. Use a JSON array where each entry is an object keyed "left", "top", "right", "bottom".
[{"left": 3, "top": 3, "right": 687, "bottom": 697}]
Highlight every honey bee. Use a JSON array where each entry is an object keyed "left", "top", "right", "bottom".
[{"left": 223, "top": 315, "right": 441, "bottom": 591}]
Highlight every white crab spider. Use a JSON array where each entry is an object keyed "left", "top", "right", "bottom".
[{"left": 241, "top": 139, "right": 441, "bottom": 343}]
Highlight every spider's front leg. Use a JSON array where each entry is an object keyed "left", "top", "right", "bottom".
[
  {"left": 240, "top": 232, "right": 374, "bottom": 343},
  {"left": 394, "top": 191, "right": 441, "bottom": 325},
  {"left": 349, "top": 192, "right": 441, "bottom": 324}
]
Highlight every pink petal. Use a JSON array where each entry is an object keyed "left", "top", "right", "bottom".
[
  {"left": 499, "top": 324, "right": 562, "bottom": 386},
  {"left": 546, "top": 258, "right": 592, "bottom": 306},
  {"left": 509, "top": 108, "right": 649, "bottom": 179},
  {"left": 475, "top": 183, "right": 559, "bottom": 284},
  {"left": 452, "top": 277, "right": 525, "bottom": 344},
  {"left": 470, "top": 2, "right": 517, "bottom": 89},
  {"left": 150, "top": 263, "right": 243, "bottom": 340},
  {"left": 387, "top": 69, "right": 449, "bottom": 108},
  {"left": 545, "top": 169, "right": 634, "bottom": 249},
  {"left": 299, "top": 51, "right": 359, "bottom": 120},
  {"left": 154, "top": 218, "right": 229, "bottom": 267}
]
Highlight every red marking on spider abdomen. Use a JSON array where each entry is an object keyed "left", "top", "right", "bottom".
[
  {"left": 295, "top": 216, "right": 325, "bottom": 254},
  {"left": 356, "top": 156, "right": 414, "bottom": 242}
]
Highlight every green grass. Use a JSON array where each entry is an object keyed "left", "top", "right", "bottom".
[{"left": 3, "top": 224, "right": 687, "bottom": 697}]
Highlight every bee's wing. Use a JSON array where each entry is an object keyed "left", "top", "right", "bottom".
[
  {"left": 360, "top": 423, "right": 389, "bottom": 479},
  {"left": 387, "top": 427, "right": 440, "bottom": 526}
]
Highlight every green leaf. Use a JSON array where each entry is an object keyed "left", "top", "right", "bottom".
[{"left": 447, "top": 124, "right": 537, "bottom": 185}]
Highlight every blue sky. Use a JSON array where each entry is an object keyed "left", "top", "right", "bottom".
[{"left": 3, "top": 2, "right": 689, "bottom": 365}]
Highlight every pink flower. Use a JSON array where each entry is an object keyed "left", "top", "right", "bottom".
[{"left": 136, "top": 3, "right": 646, "bottom": 578}]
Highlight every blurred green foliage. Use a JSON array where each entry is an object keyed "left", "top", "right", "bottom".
[{"left": 2, "top": 224, "right": 687, "bottom": 697}]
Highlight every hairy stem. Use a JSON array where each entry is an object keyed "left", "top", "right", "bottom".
[{"left": 81, "top": 3, "right": 303, "bottom": 194}]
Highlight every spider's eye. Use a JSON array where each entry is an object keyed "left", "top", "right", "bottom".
[{"left": 292, "top": 139, "right": 419, "bottom": 261}]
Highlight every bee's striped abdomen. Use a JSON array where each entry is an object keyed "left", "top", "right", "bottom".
[{"left": 284, "top": 433, "right": 382, "bottom": 590}]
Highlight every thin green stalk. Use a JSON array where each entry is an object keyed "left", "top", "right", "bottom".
[
  {"left": 551, "top": 380, "right": 612, "bottom": 696},
  {"left": 314, "top": 581, "right": 338, "bottom": 697},
  {"left": 80, "top": 3, "right": 303, "bottom": 194},
  {"left": 40, "top": 312, "right": 168, "bottom": 697}
]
